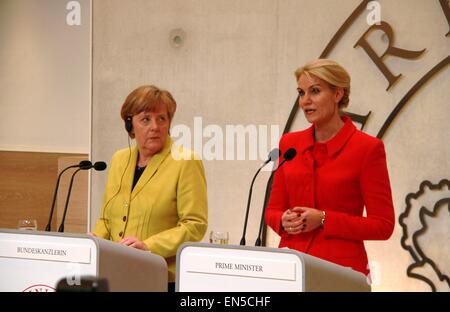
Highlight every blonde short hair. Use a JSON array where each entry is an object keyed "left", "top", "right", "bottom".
[
  {"left": 295, "top": 59, "right": 351, "bottom": 109},
  {"left": 120, "top": 85, "right": 176, "bottom": 138}
]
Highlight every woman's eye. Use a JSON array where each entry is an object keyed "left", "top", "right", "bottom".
[
  {"left": 312, "top": 88, "right": 320, "bottom": 94},
  {"left": 298, "top": 90, "right": 305, "bottom": 97}
]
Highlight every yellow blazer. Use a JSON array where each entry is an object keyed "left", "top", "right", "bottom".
[{"left": 94, "top": 137, "right": 208, "bottom": 282}]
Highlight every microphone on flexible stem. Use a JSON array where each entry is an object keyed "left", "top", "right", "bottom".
[
  {"left": 255, "top": 148, "right": 297, "bottom": 246},
  {"left": 239, "top": 148, "right": 280, "bottom": 246},
  {"left": 45, "top": 160, "right": 92, "bottom": 232},
  {"left": 58, "top": 161, "right": 107, "bottom": 233}
]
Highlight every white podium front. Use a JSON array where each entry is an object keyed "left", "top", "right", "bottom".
[
  {"left": 176, "top": 243, "right": 371, "bottom": 292},
  {"left": 0, "top": 229, "right": 167, "bottom": 292}
]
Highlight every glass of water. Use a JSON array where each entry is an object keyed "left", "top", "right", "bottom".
[
  {"left": 209, "top": 231, "right": 229, "bottom": 245},
  {"left": 17, "top": 219, "right": 38, "bottom": 231}
]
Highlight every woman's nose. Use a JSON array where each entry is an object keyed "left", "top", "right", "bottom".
[
  {"left": 149, "top": 118, "right": 158, "bottom": 130},
  {"left": 299, "top": 93, "right": 311, "bottom": 106}
]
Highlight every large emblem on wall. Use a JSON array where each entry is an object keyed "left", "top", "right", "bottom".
[{"left": 399, "top": 179, "right": 450, "bottom": 292}]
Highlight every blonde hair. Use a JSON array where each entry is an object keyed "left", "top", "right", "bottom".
[
  {"left": 295, "top": 59, "right": 351, "bottom": 109},
  {"left": 120, "top": 85, "right": 176, "bottom": 138}
]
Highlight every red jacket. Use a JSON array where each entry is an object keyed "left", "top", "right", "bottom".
[{"left": 265, "top": 116, "right": 395, "bottom": 275}]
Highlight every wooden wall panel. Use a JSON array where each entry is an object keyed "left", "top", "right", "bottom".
[{"left": 0, "top": 151, "right": 88, "bottom": 232}]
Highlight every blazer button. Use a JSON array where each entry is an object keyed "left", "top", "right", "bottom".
[
  {"left": 119, "top": 231, "right": 123, "bottom": 237},
  {"left": 123, "top": 216, "right": 127, "bottom": 222}
]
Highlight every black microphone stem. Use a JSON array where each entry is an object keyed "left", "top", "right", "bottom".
[
  {"left": 45, "top": 165, "right": 77, "bottom": 232},
  {"left": 255, "top": 158, "right": 288, "bottom": 246},
  {"left": 255, "top": 173, "right": 274, "bottom": 246},
  {"left": 239, "top": 164, "right": 265, "bottom": 246},
  {"left": 58, "top": 168, "right": 82, "bottom": 233}
]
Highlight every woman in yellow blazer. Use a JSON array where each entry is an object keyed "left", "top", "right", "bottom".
[{"left": 93, "top": 85, "right": 208, "bottom": 288}]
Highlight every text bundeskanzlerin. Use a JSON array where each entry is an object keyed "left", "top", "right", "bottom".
[{"left": 17, "top": 247, "right": 67, "bottom": 256}]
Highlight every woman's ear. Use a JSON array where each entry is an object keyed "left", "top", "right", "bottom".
[{"left": 335, "top": 87, "right": 344, "bottom": 104}]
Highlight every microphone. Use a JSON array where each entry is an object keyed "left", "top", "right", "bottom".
[
  {"left": 255, "top": 148, "right": 297, "bottom": 246},
  {"left": 45, "top": 160, "right": 92, "bottom": 231},
  {"left": 263, "top": 148, "right": 281, "bottom": 167},
  {"left": 58, "top": 161, "right": 107, "bottom": 233},
  {"left": 93, "top": 161, "right": 107, "bottom": 171},
  {"left": 239, "top": 148, "right": 280, "bottom": 246},
  {"left": 280, "top": 148, "right": 297, "bottom": 164}
]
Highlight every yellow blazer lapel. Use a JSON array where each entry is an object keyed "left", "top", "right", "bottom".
[
  {"left": 131, "top": 137, "right": 173, "bottom": 199},
  {"left": 122, "top": 146, "right": 139, "bottom": 198}
]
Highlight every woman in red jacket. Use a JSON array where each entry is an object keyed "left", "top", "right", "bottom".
[{"left": 265, "top": 59, "right": 395, "bottom": 276}]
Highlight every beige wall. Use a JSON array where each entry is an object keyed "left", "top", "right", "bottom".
[{"left": 0, "top": 0, "right": 91, "bottom": 153}]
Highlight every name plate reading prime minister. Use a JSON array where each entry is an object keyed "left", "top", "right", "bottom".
[
  {"left": 186, "top": 253, "right": 296, "bottom": 281},
  {"left": 177, "top": 244, "right": 304, "bottom": 292}
]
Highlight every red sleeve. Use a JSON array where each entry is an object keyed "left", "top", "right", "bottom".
[
  {"left": 324, "top": 140, "right": 395, "bottom": 241},
  {"left": 265, "top": 139, "right": 290, "bottom": 236}
]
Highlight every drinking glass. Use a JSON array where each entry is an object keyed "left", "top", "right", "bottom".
[
  {"left": 17, "top": 219, "right": 38, "bottom": 231},
  {"left": 209, "top": 231, "right": 229, "bottom": 245}
]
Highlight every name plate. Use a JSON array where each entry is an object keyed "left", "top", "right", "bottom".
[
  {"left": 185, "top": 253, "right": 297, "bottom": 281},
  {"left": 0, "top": 240, "right": 91, "bottom": 264}
]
